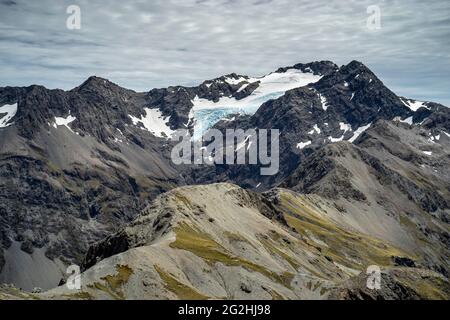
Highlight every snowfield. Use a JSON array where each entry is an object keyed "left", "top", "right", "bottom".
[
  {"left": 349, "top": 123, "right": 372, "bottom": 143},
  {"left": 191, "top": 69, "right": 323, "bottom": 136},
  {"left": 297, "top": 140, "right": 312, "bottom": 149},
  {"left": 192, "top": 69, "right": 322, "bottom": 112},
  {"left": 0, "top": 103, "right": 18, "bottom": 128},
  {"left": 129, "top": 108, "right": 175, "bottom": 139},
  {"left": 401, "top": 98, "right": 429, "bottom": 111},
  {"left": 54, "top": 113, "right": 76, "bottom": 131}
]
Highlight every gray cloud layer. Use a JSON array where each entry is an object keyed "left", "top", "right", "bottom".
[{"left": 0, "top": 0, "right": 449, "bottom": 105}]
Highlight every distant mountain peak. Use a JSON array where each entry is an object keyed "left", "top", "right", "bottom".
[
  {"left": 75, "top": 75, "right": 124, "bottom": 93},
  {"left": 339, "top": 60, "right": 377, "bottom": 78},
  {"left": 277, "top": 60, "right": 339, "bottom": 76}
]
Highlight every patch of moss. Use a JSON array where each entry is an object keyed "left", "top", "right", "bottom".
[
  {"left": 89, "top": 282, "right": 122, "bottom": 300},
  {"left": 137, "top": 176, "right": 172, "bottom": 188},
  {"left": 224, "top": 231, "right": 257, "bottom": 250},
  {"left": 259, "top": 236, "right": 300, "bottom": 270},
  {"left": 45, "top": 160, "right": 62, "bottom": 174},
  {"left": 267, "top": 230, "right": 283, "bottom": 242},
  {"left": 224, "top": 231, "right": 248, "bottom": 243},
  {"left": 173, "top": 192, "right": 194, "bottom": 210},
  {"left": 280, "top": 192, "right": 413, "bottom": 271},
  {"left": 154, "top": 265, "right": 209, "bottom": 300},
  {"left": 397, "top": 274, "right": 450, "bottom": 300},
  {"left": 0, "top": 287, "right": 41, "bottom": 300},
  {"left": 269, "top": 289, "right": 284, "bottom": 300},
  {"left": 320, "top": 287, "right": 330, "bottom": 296},
  {"left": 399, "top": 215, "right": 432, "bottom": 246},
  {"left": 61, "top": 291, "right": 93, "bottom": 300},
  {"left": 170, "top": 223, "right": 294, "bottom": 288},
  {"left": 88, "top": 264, "right": 133, "bottom": 300},
  {"left": 102, "top": 264, "right": 133, "bottom": 289}
]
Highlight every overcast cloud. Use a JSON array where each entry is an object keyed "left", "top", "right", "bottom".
[{"left": 0, "top": 0, "right": 449, "bottom": 105}]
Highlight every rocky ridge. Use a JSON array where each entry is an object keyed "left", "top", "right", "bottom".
[{"left": 0, "top": 60, "right": 449, "bottom": 298}]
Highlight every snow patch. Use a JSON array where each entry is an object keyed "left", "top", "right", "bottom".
[
  {"left": 394, "top": 116, "right": 413, "bottom": 125},
  {"left": 327, "top": 122, "right": 351, "bottom": 142},
  {"left": 339, "top": 122, "right": 351, "bottom": 132},
  {"left": 422, "top": 151, "right": 432, "bottom": 156},
  {"left": 349, "top": 123, "right": 372, "bottom": 143},
  {"left": 319, "top": 94, "right": 329, "bottom": 111},
  {"left": 185, "top": 108, "right": 195, "bottom": 128},
  {"left": 0, "top": 103, "right": 18, "bottom": 128},
  {"left": 308, "top": 124, "right": 321, "bottom": 135},
  {"left": 54, "top": 113, "right": 76, "bottom": 132},
  {"left": 237, "top": 83, "right": 249, "bottom": 93},
  {"left": 297, "top": 140, "right": 312, "bottom": 149},
  {"left": 428, "top": 134, "right": 440, "bottom": 144},
  {"left": 329, "top": 135, "right": 344, "bottom": 143},
  {"left": 401, "top": 98, "right": 429, "bottom": 111},
  {"left": 224, "top": 76, "right": 248, "bottom": 85},
  {"left": 312, "top": 124, "right": 321, "bottom": 134},
  {"left": 129, "top": 108, "right": 175, "bottom": 139}
]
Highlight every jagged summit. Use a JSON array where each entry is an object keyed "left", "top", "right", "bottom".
[
  {"left": 74, "top": 75, "right": 131, "bottom": 94},
  {"left": 1, "top": 60, "right": 449, "bottom": 296},
  {"left": 277, "top": 60, "right": 339, "bottom": 75},
  {"left": 341, "top": 60, "right": 373, "bottom": 73},
  {"left": 205, "top": 72, "right": 250, "bottom": 83}
]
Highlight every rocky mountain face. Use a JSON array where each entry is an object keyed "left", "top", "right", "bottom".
[
  {"left": 194, "top": 61, "right": 447, "bottom": 189},
  {"left": 0, "top": 62, "right": 337, "bottom": 290},
  {"left": 0, "top": 60, "right": 449, "bottom": 299},
  {"left": 0, "top": 82, "right": 185, "bottom": 290},
  {"left": 30, "top": 184, "right": 450, "bottom": 300},
  {"left": 283, "top": 121, "right": 450, "bottom": 277}
]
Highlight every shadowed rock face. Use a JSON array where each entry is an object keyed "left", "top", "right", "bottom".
[{"left": 0, "top": 60, "right": 449, "bottom": 297}]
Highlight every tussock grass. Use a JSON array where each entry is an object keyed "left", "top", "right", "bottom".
[
  {"left": 170, "top": 222, "right": 294, "bottom": 288},
  {"left": 154, "top": 265, "right": 209, "bottom": 300},
  {"left": 280, "top": 192, "right": 412, "bottom": 270},
  {"left": 87, "top": 264, "right": 133, "bottom": 300}
]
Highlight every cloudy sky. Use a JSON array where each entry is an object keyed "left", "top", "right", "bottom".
[{"left": 0, "top": 0, "right": 449, "bottom": 105}]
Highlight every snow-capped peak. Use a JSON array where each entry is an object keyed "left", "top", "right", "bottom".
[{"left": 191, "top": 68, "right": 324, "bottom": 136}]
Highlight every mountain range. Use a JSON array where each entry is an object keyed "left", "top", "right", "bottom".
[{"left": 0, "top": 60, "right": 449, "bottom": 299}]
